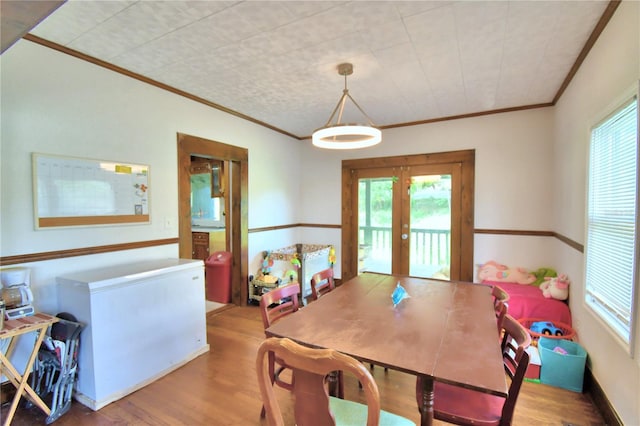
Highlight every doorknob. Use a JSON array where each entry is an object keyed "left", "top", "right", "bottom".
[{"left": 401, "top": 234, "right": 408, "bottom": 240}]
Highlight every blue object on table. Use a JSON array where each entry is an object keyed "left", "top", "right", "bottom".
[{"left": 391, "top": 282, "right": 410, "bottom": 307}]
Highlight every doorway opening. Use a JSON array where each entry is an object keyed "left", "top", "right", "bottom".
[
  {"left": 177, "top": 133, "right": 249, "bottom": 306},
  {"left": 341, "top": 150, "right": 475, "bottom": 282}
]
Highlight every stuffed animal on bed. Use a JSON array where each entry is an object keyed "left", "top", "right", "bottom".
[
  {"left": 539, "top": 274, "right": 570, "bottom": 300},
  {"left": 477, "top": 260, "right": 536, "bottom": 285},
  {"left": 531, "top": 267, "right": 557, "bottom": 287}
]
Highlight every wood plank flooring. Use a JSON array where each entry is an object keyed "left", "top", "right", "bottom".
[{"left": 4, "top": 305, "right": 605, "bottom": 425}]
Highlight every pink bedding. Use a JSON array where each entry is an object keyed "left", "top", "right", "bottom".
[{"left": 483, "top": 280, "right": 572, "bottom": 326}]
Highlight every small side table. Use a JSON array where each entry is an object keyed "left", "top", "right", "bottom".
[{"left": 0, "top": 313, "right": 59, "bottom": 426}]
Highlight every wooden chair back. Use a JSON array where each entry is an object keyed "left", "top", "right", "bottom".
[
  {"left": 256, "top": 337, "right": 381, "bottom": 426},
  {"left": 491, "top": 284, "right": 510, "bottom": 305},
  {"left": 310, "top": 268, "right": 336, "bottom": 301},
  {"left": 257, "top": 282, "right": 302, "bottom": 408},
  {"left": 492, "top": 285, "right": 510, "bottom": 330},
  {"left": 499, "top": 314, "right": 531, "bottom": 424},
  {"left": 495, "top": 299, "right": 508, "bottom": 331},
  {"left": 259, "top": 282, "right": 301, "bottom": 330}
]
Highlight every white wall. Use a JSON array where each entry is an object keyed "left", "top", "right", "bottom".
[
  {"left": 298, "top": 106, "right": 557, "bottom": 273},
  {"left": 552, "top": 1, "right": 639, "bottom": 424},
  {"left": 0, "top": 40, "right": 300, "bottom": 313}
]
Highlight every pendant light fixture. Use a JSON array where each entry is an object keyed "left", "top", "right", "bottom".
[{"left": 312, "top": 63, "right": 381, "bottom": 149}]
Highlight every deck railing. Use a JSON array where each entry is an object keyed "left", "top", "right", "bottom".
[{"left": 359, "top": 226, "right": 450, "bottom": 267}]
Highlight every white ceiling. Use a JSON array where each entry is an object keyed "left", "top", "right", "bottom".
[{"left": 27, "top": 0, "right": 612, "bottom": 139}]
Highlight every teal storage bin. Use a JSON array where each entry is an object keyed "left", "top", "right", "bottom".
[{"left": 539, "top": 337, "right": 587, "bottom": 392}]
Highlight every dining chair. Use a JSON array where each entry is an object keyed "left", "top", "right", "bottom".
[
  {"left": 491, "top": 284, "right": 510, "bottom": 307},
  {"left": 259, "top": 282, "right": 302, "bottom": 394},
  {"left": 494, "top": 299, "right": 508, "bottom": 332},
  {"left": 415, "top": 314, "right": 531, "bottom": 426},
  {"left": 259, "top": 282, "right": 343, "bottom": 412},
  {"left": 310, "top": 268, "right": 336, "bottom": 301},
  {"left": 256, "top": 337, "right": 415, "bottom": 426},
  {"left": 492, "top": 285, "right": 510, "bottom": 331}
]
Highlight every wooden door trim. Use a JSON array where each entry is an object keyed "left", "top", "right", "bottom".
[
  {"left": 177, "top": 133, "right": 249, "bottom": 305},
  {"left": 341, "top": 150, "right": 475, "bottom": 282}
]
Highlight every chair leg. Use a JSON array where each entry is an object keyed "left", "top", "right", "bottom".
[
  {"left": 369, "top": 363, "right": 388, "bottom": 372},
  {"left": 326, "top": 371, "right": 344, "bottom": 399}
]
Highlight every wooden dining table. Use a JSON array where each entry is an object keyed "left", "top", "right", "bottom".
[{"left": 265, "top": 272, "right": 508, "bottom": 426}]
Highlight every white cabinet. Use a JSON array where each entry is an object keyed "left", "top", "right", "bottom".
[{"left": 56, "top": 258, "right": 208, "bottom": 410}]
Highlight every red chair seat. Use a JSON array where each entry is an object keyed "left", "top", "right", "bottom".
[
  {"left": 434, "top": 381, "right": 506, "bottom": 426},
  {"left": 416, "top": 314, "right": 531, "bottom": 426}
]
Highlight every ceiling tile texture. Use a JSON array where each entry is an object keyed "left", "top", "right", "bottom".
[{"left": 29, "top": 0, "right": 610, "bottom": 138}]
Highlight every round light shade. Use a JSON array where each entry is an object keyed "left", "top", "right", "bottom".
[{"left": 312, "top": 125, "right": 382, "bottom": 149}]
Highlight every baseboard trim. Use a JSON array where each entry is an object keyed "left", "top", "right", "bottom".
[
  {"left": 585, "top": 366, "right": 622, "bottom": 426},
  {"left": 206, "top": 304, "right": 234, "bottom": 318}
]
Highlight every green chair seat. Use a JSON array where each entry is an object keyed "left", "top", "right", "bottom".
[{"left": 329, "top": 396, "right": 415, "bottom": 426}]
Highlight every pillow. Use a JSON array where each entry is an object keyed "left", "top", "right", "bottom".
[{"left": 477, "top": 260, "right": 536, "bottom": 285}]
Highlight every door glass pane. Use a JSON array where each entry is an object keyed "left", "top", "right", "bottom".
[
  {"left": 358, "top": 177, "right": 393, "bottom": 274},
  {"left": 409, "top": 175, "right": 451, "bottom": 278}
]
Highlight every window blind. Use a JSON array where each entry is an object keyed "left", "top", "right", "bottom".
[{"left": 585, "top": 96, "right": 638, "bottom": 344}]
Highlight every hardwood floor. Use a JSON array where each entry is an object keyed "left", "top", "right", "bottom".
[{"left": 4, "top": 305, "right": 605, "bottom": 425}]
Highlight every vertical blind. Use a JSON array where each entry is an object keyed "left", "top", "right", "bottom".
[{"left": 585, "top": 96, "right": 638, "bottom": 345}]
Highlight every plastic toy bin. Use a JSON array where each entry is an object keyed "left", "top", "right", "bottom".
[{"left": 538, "top": 336, "right": 587, "bottom": 392}]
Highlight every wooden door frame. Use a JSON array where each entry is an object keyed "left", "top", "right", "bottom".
[
  {"left": 177, "top": 133, "right": 249, "bottom": 306},
  {"left": 341, "top": 150, "right": 475, "bottom": 282}
]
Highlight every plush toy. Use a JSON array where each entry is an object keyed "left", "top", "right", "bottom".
[
  {"left": 284, "top": 269, "right": 298, "bottom": 282},
  {"left": 290, "top": 253, "right": 301, "bottom": 269},
  {"left": 261, "top": 251, "right": 273, "bottom": 275},
  {"left": 539, "top": 274, "right": 570, "bottom": 300},
  {"left": 477, "top": 260, "right": 536, "bottom": 285},
  {"left": 328, "top": 246, "right": 336, "bottom": 266},
  {"left": 531, "top": 267, "right": 557, "bottom": 287}
]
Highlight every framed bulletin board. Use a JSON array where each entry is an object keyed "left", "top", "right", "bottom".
[{"left": 32, "top": 153, "right": 150, "bottom": 228}]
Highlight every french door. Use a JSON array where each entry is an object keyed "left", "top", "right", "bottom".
[{"left": 341, "top": 150, "right": 475, "bottom": 282}]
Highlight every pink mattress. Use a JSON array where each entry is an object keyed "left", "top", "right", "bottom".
[{"left": 484, "top": 280, "right": 572, "bottom": 326}]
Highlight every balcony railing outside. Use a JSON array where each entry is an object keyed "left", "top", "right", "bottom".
[{"left": 359, "top": 226, "right": 451, "bottom": 276}]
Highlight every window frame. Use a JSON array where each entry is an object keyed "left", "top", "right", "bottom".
[{"left": 584, "top": 86, "right": 639, "bottom": 356}]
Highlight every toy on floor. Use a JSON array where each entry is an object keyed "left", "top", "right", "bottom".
[
  {"left": 530, "top": 321, "right": 564, "bottom": 336},
  {"left": 553, "top": 346, "right": 568, "bottom": 355},
  {"left": 261, "top": 251, "right": 274, "bottom": 275}
]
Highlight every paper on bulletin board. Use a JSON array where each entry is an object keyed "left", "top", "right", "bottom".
[{"left": 32, "top": 153, "right": 150, "bottom": 228}]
